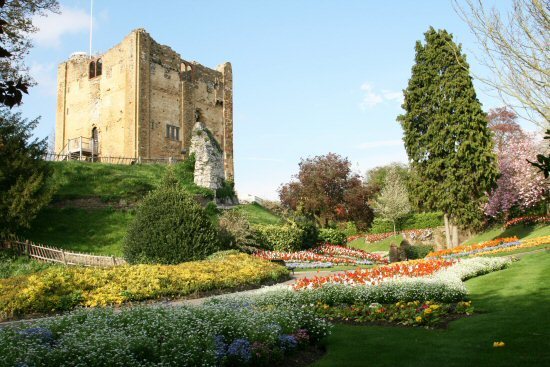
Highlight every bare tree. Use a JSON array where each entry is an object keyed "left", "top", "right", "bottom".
[{"left": 454, "top": 0, "right": 549, "bottom": 127}]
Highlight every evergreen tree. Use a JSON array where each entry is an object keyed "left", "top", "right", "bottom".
[
  {"left": 397, "top": 27, "right": 498, "bottom": 247},
  {"left": 0, "top": 109, "right": 53, "bottom": 236}
]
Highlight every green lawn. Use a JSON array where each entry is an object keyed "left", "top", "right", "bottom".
[
  {"left": 312, "top": 251, "right": 550, "bottom": 367},
  {"left": 49, "top": 160, "right": 211, "bottom": 202},
  {"left": 233, "top": 203, "right": 283, "bottom": 225},
  {"left": 23, "top": 207, "right": 134, "bottom": 256},
  {"left": 348, "top": 234, "right": 403, "bottom": 252},
  {"left": 465, "top": 224, "right": 550, "bottom": 244}
]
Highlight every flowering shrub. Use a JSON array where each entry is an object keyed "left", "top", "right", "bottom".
[
  {"left": 312, "top": 244, "right": 387, "bottom": 263},
  {"left": 426, "top": 237, "right": 519, "bottom": 258},
  {"left": 360, "top": 228, "right": 436, "bottom": 244},
  {"left": 504, "top": 216, "right": 550, "bottom": 228},
  {"left": 293, "top": 258, "right": 456, "bottom": 289},
  {"left": 0, "top": 300, "right": 330, "bottom": 367},
  {"left": 313, "top": 300, "right": 473, "bottom": 327},
  {"left": 0, "top": 253, "right": 289, "bottom": 321}
]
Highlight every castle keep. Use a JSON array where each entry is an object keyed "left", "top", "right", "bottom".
[{"left": 55, "top": 29, "right": 234, "bottom": 182}]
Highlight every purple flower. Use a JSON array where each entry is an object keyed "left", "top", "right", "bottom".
[
  {"left": 227, "top": 338, "right": 251, "bottom": 362},
  {"left": 214, "top": 335, "right": 226, "bottom": 360},
  {"left": 279, "top": 334, "right": 298, "bottom": 351},
  {"left": 18, "top": 327, "right": 54, "bottom": 345}
]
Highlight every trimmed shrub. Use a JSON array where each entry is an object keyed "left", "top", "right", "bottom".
[
  {"left": 405, "top": 244, "right": 435, "bottom": 259},
  {"left": 318, "top": 228, "right": 347, "bottom": 245},
  {"left": 254, "top": 224, "right": 304, "bottom": 252},
  {"left": 123, "top": 171, "right": 221, "bottom": 264}
]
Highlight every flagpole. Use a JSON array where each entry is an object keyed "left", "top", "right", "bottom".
[{"left": 89, "top": 0, "right": 93, "bottom": 57}]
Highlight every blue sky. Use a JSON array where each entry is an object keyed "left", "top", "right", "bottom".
[{"left": 21, "top": 0, "right": 529, "bottom": 199}]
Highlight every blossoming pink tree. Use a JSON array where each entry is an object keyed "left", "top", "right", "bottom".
[{"left": 485, "top": 130, "right": 547, "bottom": 218}]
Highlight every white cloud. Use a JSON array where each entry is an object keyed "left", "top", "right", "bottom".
[
  {"left": 359, "top": 83, "right": 384, "bottom": 109},
  {"left": 29, "top": 62, "right": 57, "bottom": 96},
  {"left": 31, "top": 6, "right": 91, "bottom": 48},
  {"left": 359, "top": 83, "right": 402, "bottom": 110},
  {"left": 357, "top": 139, "right": 403, "bottom": 150}
]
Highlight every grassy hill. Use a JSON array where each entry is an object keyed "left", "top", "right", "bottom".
[{"left": 21, "top": 161, "right": 283, "bottom": 256}]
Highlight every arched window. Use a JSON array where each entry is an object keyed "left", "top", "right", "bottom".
[
  {"left": 88, "top": 59, "right": 103, "bottom": 79},
  {"left": 89, "top": 61, "right": 96, "bottom": 78}
]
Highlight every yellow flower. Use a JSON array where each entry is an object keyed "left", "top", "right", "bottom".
[
  {"left": 415, "top": 316, "right": 422, "bottom": 323},
  {"left": 430, "top": 304, "right": 440, "bottom": 310},
  {"left": 424, "top": 308, "right": 432, "bottom": 314},
  {"left": 493, "top": 341, "right": 505, "bottom": 347}
]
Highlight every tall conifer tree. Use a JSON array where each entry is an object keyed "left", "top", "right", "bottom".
[{"left": 398, "top": 27, "right": 498, "bottom": 246}]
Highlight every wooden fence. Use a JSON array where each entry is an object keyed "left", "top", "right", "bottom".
[{"left": 0, "top": 239, "right": 126, "bottom": 267}]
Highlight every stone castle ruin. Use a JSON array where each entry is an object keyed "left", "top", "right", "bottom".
[{"left": 55, "top": 29, "right": 234, "bottom": 188}]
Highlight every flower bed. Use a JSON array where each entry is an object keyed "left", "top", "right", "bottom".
[
  {"left": 247, "top": 257, "right": 510, "bottom": 307},
  {"left": 0, "top": 253, "right": 289, "bottom": 321},
  {"left": 313, "top": 300, "right": 473, "bottom": 327},
  {"left": 471, "top": 236, "right": 550, "bottom": 256},
  {"left": 0, "top": 301, "right": 330, "bottom": 367},
  {"left": 293, "top": 258, "right": 456, "bottom": 289},
  {"left": 504, "top": 215, "right": 550, "bottom": 228},
  {"left": 254, "top": 244, "right": 387, "bottom": 268},
  {"left": 426, "top": 237, "right": 519, "bottom": 258},
  {"left": 354, "top": 228, "right": 436, "bottom": 244}
]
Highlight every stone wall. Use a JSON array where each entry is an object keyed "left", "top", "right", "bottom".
[{"left": 189, "top": 122, "right": 225, "bottom": 190}]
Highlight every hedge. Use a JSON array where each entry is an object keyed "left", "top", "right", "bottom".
[
  {"left": 254, "top": 224, "right": 305, "bottom": 252},
  {"left": 369, "top": 212, "right": 443, "bottom": 234}
]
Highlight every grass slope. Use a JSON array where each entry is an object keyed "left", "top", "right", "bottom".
[
  {"left": 49, "top": 160, "right": 211, "bottom": 202},
  {"left": 234, "top": 203, "right": 282, "bottom": 225},
  {"left": 23, "top": 208, "right": 134, "bottom": 256},
  {"left": 312, "top": 251, "right": 550, "bottom": 367},
  {"left": 465, "top": 224, "right": 550, "bottom": 244}
]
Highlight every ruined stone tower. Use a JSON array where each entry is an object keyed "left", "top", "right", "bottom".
[{"left": 55, "top": 29, "right": 234, "bottom": 182}]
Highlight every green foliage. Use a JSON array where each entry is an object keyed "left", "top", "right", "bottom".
[
  {"left": 399, "top": 212, "right": 444, "bottom": 230},
  {"left": 365, "top": 163, "right": 409, "bottom": 194},
  {"left": 318, "top": 228, "right": 347, "bottom": 245},
  {"left": 0, "top": 250, "right": 53, "bottom": 278},
  {"left": 217, "top": 210, "right": 258, "bottom": 250},
  {"left": 405, "top": 245, "right": 434, "bottom": 260},
  {"left": 292, "top": 216, "right": 320, "bottom": 248},
  {"left": 0, "top": 110, "right": 54, "bottom": 237},
  {"left": 398, "top": 27, "right": 498, "bottom": 230},
  {"left": 369, "top": 218, "right": 396, "bottom": 234},
  {"left": 205, "top": 249, "right": 242, "bottom": 260},
  {"left": 216, "top": 179, "right": 236, "bottom": 200},
  {"left": 123, "top": 172, "right": 221, "bottom": 264},
  {"left": 254, "top": 224, "right": 304, "bottom": 252}
]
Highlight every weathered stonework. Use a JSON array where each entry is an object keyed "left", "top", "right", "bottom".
[
  {"left": 55, "top": 29, "right": 234, "bottom": 181},
  {"left": 189, "top": 122, "right": 225, "bottom": 190}
]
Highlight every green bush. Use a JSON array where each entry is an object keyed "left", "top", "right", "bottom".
[
  {"left": 318, "top": 228, "right": 347, "bottom": 245},
  {"left": 369, "top": 212, "right": 444, "bottom": 234},
  {"left": 123, "top": 171, "right": 221, "bottom": 264},
  {"left": 254, "top": 224, "right": 304, "bottom": 252},
  {"left": 217, "top": 210, "right": 258, "bottom": 250},
  {"left": 291, "top": 216, "right": 319, "bottom": 248},
  {"left": 405, "top": 244, "right": 434, "bottom": 259},
  {"left": 399, "top": 212, "right": 443, "bottom": 230},
  {"left": 216, "top": 179, "right": 236, "bottom": 200},
  {"left": 337, "top": 221, "right": 358, "bottom": 237}
]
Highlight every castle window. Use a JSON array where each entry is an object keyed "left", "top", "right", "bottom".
[
  {"left": 88, "top": 58, "right": 103, "bottom": 79},
  {"left": 166, "top": 124, "right": 180, "bottom": 141}
]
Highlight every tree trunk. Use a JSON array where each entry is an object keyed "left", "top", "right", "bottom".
[
  {"left": 444, "top": 214, "right": 452, "bottom": 248},
  {"left": 393, "top": 221, "right": 396, "bottom": 237},
  {"left": 452, "top": 224, "right": 458, "bottom": 247}
]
